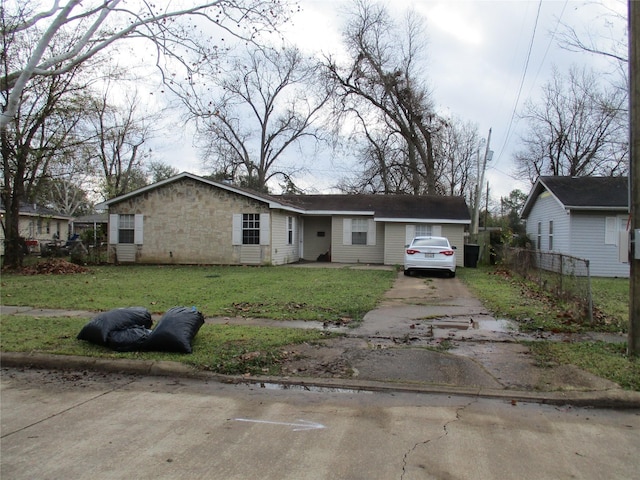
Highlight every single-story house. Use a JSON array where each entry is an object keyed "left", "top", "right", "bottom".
[
  {"left": 0, "top": 202, "right": 71, "bottom": 255},
  {"left": 521, "top": 176, "right": 629, "bottom": 278},
  {"left": 97, "top": 172, "right": 471, "bottom": 266}
]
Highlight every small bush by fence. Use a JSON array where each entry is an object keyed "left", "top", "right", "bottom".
[{"left": 501, "top": 247, "right": 593, "bottom": 324}]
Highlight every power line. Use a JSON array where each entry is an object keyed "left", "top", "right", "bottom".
[{"left": 495, "top": 0, "right": 543, "bottom": 165}]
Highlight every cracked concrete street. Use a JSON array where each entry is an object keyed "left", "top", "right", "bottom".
[{"left": 2, "top": 368, "right": 639, "bottom": 479}]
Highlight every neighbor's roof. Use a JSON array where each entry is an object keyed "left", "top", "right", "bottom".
[
  {"left": 521, "top": 176, "right": 629, "bottom": 218},
  {"left": 97, "top": 172, "right": 471, "bottom": 223},
  {"left": 0, "top": 201, "right": 71, "bottom": 219}
]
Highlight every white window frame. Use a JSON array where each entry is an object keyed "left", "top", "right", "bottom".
[
  {"left": 109, "top": 214, "right": 143, "bottom": 244},
  {"left": 605, "top": 216, "right": 618, "bottom": 245},
  {"left": 343, "top": 218, "right": 376, "bottom": 246},
  {"left": 287, "top": 216, "right": 294, "bottom": 245},
  {"left": 232, "top": 213, "right": 270, "bottom": 246}
]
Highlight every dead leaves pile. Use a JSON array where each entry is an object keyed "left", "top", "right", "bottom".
[{"left": 9, "top": 259, "right": 90, "bottom": 275}]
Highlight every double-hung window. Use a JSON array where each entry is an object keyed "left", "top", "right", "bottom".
[
  {"left": 351, "top": 218, "right": 368, "bottom": 245},
  {"left": 287, "top": 216, "right": 294, "bottom": 245},
  {"left": 109, "top": 214, "right": 143, "bottom": 244},
  {"left": 548, "top": 221, "right": 554, "bottom": 250},
  {"left": 118, "top": 214, "right": 135, "bottom": 244},
  {"left": 242, "top": 213, "right": 260, "bottom": 245}
]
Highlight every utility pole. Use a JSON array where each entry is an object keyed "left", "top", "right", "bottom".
[
  {"left": 484, "top": 181, "right": 490, "bottom": 230},
  {"left": 472, "top": 128, "right": 492, "bottom": 236},
  {"left": 629, "top": 0, "right": 640, "bottom": 357}
]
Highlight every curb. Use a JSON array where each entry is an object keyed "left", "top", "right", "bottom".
[{"left": 3, "top": 352, "right": 640, "bottom": 409}]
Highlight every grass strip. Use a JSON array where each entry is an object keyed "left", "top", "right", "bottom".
[
  {"left": 0, "top": 315, "right": 336, "bottom": 376},
  {"left": 527, "top": 341, "right": 640, "bottom": 391}
]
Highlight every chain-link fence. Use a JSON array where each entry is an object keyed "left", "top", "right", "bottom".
[{"left": 501, "top": 247, "right": 593, "bottom": 323}]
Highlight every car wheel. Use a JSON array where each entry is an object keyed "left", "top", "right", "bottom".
[
  {"left": 449, "top": 270, "right": 456, "bottom": 278},
  {"left": 403, "top": 269, "right": 411, "bottom": 276}
]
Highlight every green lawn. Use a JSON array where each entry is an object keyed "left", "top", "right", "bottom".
[
  {"left": 0, "top": 264, "right": 396, "bottom": 374},
  {"left": 1, "top": 264, "right": 397, "bottom": 322},
  {"left": 457, "top": 267, "right": 628, "bottom": 333},
  {"left": 458, "top": 266, "right": 638, "bottom": 391},
  {"left": 0, "top": 315, "right": 335, "bottom": 375}
]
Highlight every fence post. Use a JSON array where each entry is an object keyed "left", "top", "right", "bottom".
[
  {"left": 559, "top": 254, "right": 563, "bottom": 293},
  {"left": 586, "top": 259, "right": 593, "bottom": 324}
]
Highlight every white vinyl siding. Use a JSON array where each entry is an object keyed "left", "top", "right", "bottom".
[
  {"left": 342, "top": 218, "right": 375, "bottom": 246},
  {"left": 334, "top": 216, "right": 383, "bottom": 263},
  {"left": 525, "top": 193, "right": 569, "bottom": 253},
  {"left": 571, "top": 213, "right": 629, "bottom": 277},
  {"left": 271, "top": 211, "right": 300, "bottom": 265},
  {"left": 526, "top": 189, "right": 628, "bottom": 277}
]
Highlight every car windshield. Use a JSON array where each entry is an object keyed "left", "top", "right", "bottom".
[{"left": 412, "top": 238, "right": 449, "bottom": 248}]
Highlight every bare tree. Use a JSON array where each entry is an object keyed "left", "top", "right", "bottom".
[
  {"left": 1, "top": 0, "right": 290, "bottom": 129},
  {"left": 556, "top": 1, "right": 628, "bottom": 72},
  {"left": 514, "top": 66, "right": 628, "bottom": 183},
  {"left": 337, "top": 110, "right": 417, "bottom": 194},
  {"left": 83, "top": 86, "right": 157, "bottom": 199},
  {"left": 1, "top": 0, "right": 291, "bottom": 269},
  {"left": 1, "top": 32, "right": 94, "bottom": 266},
  {"left": 433, "top": 117, "right": 479, "bottom": 199},
  {"left": 325, "top": 0, "right": 442, "bottom": 195},
  {"left": 188, "top": 45, "right": 332, "bottom": 192}
]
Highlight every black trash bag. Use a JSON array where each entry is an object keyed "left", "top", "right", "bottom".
[
  {"left": 108, "top": 326, "right": 153, "bottom": 352},
  {"left": 142, "top": 306, "right": 204, "bottom": 354},
  {"left": 77, "top": 307, "right": 152, "bottom": 346}
]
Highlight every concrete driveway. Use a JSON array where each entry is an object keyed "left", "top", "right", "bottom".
[{"left": 277, "top": 270, "right": 625, "bottom": 395}]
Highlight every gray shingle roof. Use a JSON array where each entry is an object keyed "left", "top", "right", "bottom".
[
  {"left": 521, "top": 176, "right": 628, "bottom": 218},
  {"left": 541, "top": 176, "right": 628, "bottom": 207},
  {"left": 278, "top": 194, "right": 471, "bottom": 221}
]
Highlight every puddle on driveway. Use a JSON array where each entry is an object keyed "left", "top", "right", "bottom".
[
  {"left": 472, "top": 318, "right": 517, "bottom": 332},
  {"left": 426, "top": 318, "right": 517, "bottom": 333}
]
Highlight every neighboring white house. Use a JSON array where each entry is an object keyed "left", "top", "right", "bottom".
[
  {"left": 521, "top": 176, "right": 629, "bottom": 278},
  {"left": 0, "top": 202, "right": 71, "bottom": 255},
  {"left": 97, "top": 172, "right": 471, "bottom": 266}
]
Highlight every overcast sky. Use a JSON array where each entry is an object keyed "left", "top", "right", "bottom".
[{"left": 150, "top": 0, "right": 626, "bottom": 202}]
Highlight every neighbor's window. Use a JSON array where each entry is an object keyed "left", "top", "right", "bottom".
[
  {"left": 287, "top": 216, "right": 294, "bottom": 245},
  {"left": 242, "top": 213, "right": 260, "bottom": 245},
  {"left": 118, "top": 214, "right": 135, "bottom": 244},
  {"left": 548, "top": 221, "right": 554, "bottom": 250},
  {"left": 537, "top": 222, "right": 542, "bottom": 250},
  {"left": 351, "top": 218, "right": 368, "bottom": 245},
  {"left": 415, "top": 224, "right": 433, "bottom": 236}
]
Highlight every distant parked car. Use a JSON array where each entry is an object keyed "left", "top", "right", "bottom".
[{"left": 404, "top": 236, "right": 457, "bottom": 277}]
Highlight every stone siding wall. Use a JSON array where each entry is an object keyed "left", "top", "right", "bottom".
[{"left": 109, "top": 178, "right": 270, "bottom": 264}]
